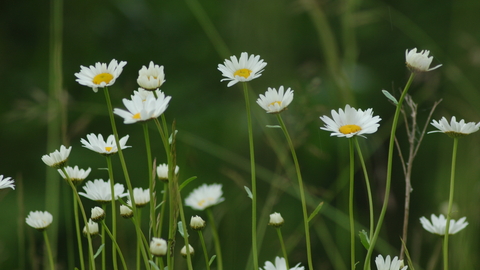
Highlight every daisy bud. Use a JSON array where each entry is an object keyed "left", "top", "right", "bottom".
[
  {"left": 120, "top": 203, "right": 134, "bottom": 219},
  {"left": 190, "top": 215, "right": 206, "bottom": 231},
  {"left": 83, "top": 219, "right": 99, "bottom": 237},
  {"left": 91, "top": 207, "right": 105, "bottom": 222},
  {"left": 150, "top": 237, "right": 168, "bottom": 257},
  {"left": 268, "top": 212, "right": 284, "bottom": 228},
  {"left": 180, "top": 244, "right": 194, "bottom": 257}
]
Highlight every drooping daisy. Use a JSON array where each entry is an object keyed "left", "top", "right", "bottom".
[
  {"left": 137, "top": 61, "right": 165, "bottom": 90},
  {"left": 78, "top": 179, "right": 128, "bottom": 203},
  {"left": 156, "top": 163, "right": 179, "bottom": 182},
  {"left": 428, "top": 116, "right": 480, "bottom": 138},
  {"left": 405, "top": 48, "right": 442, "bottom": 73},
  {"left": 0, "top": 175, "right": 15, "bottom": 190},
  {"left": 128, "top": 187, "right": 150, "bottom": 207},
  {"left": 320, "top": 105, "right": 381, "bottom": 138},
  {"left": 113, "top": 90, "right": 171, "bottom": 124},
  {"left": 419, "top": 214, "right": 468, "bottom": 235},
  {"left": 75, "top": 59, "right": 127, "bottom": 92},
  {"left": 260, "top": 257, "right": 304, "bottom": 270},
  {"left": 81, "top": 133, "right": 131, "bottom": 155},
  {"left": 185, "top": 183, "right": 225, "bottom": 211},
  {"left": 41, "top": 145, "right": 72, "bottom": 169},
  {"left": 26, "top": 211, "right": 53, "bottom": 231},
  {"left": 256, "top": 86, "right": 294, "bottom": 113},
  {"left": 218, "top": 52, "right": 267, "bottom": 87},
  {"left": 58, "top": 166, "right": 91, "bottom": 185},
  {"left": 150, "top": 237, "right": 168, "bottom": 257},
  {"left": 375, "top": 255, "right": 408, "bottom": 270}
]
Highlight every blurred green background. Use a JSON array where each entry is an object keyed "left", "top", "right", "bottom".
[{"left": 1, "top": 0, "right": 480, "bottom": 269}]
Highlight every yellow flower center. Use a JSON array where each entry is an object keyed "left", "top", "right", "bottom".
[
  {"left": 92, "top": 73, "right": 114, "bottom": 85},
  {"left": 133, "top": 113, "right": 141, "bottom": 119},
  {"left": 234, "top": 68, "right": 252, "bottom": 79},
  {"left": 198, "top": 199, "right": 206, "bottom": 207},
  {"left": 269, "top": 101, "right": 281, "bottom": 107},
  {"left": 105, "top": 146, "right": 113, "bottom": 152},
  {"left": 339, "top": 124, "right": 362, "bottom": 135}
]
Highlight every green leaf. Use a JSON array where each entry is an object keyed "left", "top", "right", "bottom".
[
  {"left": 155, "top": 201, "right": 165, "bottom": 210},
  {"left": 358, "top": 230, "right": 370, "bottom": 250},
  {"left": 266, "top": 125, "right": 281, "bottom": 128},
  {"left": 179, "top": 176, "right": 198, "bottom": 191},
  {"left": 178, "top": 221, "right": 189, "bottom": 237},
  {"left": 209, "top": 255, "right": 217, "bottom": 266},
  {"left": 400, "top": 238, "right": 415, "bottom": 270},
  {"left": 94, "top": 244, "right": 105, "bottom": 259},
  {"left": 149, "top": 260, "right": 161, "bottom": 270},
  {"left": 382, "top": 90, "right": 398, "bottom": 105},
  {"left": 308, "top": 202, "right": 324, "bottom": 222},
  {"left": 244, "top": 186, "right": 253, "bottom": 199}
]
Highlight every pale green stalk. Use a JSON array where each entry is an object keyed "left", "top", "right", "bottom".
[
  {"left": 276, "top": 114, "right": 313, "bottom": 270},
  {"left": 198, "top": 230, "right": 211, "bottom": 270},
  {"left": 105, "top": 156, "right": 118, "bottom": 270},
  {"left": 72, "top": 190, "right": 85, "bottom": 270},
  {"left": 348, "top": 138, "right": 355, "bottom": 270},
  {"left": 206, "top": 208, "right": 223, "bottom": 270},
  {"left": 354, "top": 138, "right": 374, "bottom": 238},
  {"left": 177, "top": 194, "right": 194, "bottom": 270},
  {"left": 275, "top": 227, "right": 289, "bottom": 269},
  {"left": 43, "top": 230, "right": 55, "bottom": 270},
  {"left": 443, "top": 137, "right": 458, "bottom": 270},
  {"left": 101, "top": 205, "right": 106, "bottom": 270},
  {"left": 158, "top": 183, "right": 168, "bottom": 236},
  {"left": 136, "top": 209, "right": 143, "bottom": 270},
  {"left": 364, "top": 73, "right": 415, "bottom": 270},
  {"left": 100, "top": 220, "right": 128, "bottom": 270},
  {"left": 143, "top": 123, "right": 158, "bottom": 239}
]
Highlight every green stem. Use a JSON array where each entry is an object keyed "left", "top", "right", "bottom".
[
  {"left": 198, "top": 230, "right": 211, "bottom": 270},
  {"left": 364, "top": 72, "right": 415, "bottom": 270},
  {"left": 100, "top": 220, "right": 128, "bottom": 270},
  {"left": 158, "top": 183, "right": 168, "bottom": 237},
  {"left": 101, "top": 205, "right": 107, "bottom": 270},
  {"left": 73, "top": 189, "right": 85, "bottom": 270},
  {"left": 136, "top": 209, "right": 142, "bottom": 270},
  {"left": 177, "top": 194, "right": 194, "bottom": 270},
  {"left": 354, "top": 138, "right": 374, "bottom": 239},
  {"left": 143, "top": 123, "right": 157, "bottom": 239},
  {"left": 348, "top": 138, "right": 355, "bottom": 270},
  {"left": 105, "top": 156, "right": 118, "bottom": 270},
  {"left": 206, "top": 208, "right": 223, "bottom": 270},
  {"left": 276, "top": 114, "right": 313, "bottom": 270},
  {"left": 443, "top": 137, "right": 458, "bottom": 270},
  {"left": 276, "top": 228, "right": 289, "bottom": 269},
  {"left": 43, "top": 230, "right": 55, "bottom": 270}
]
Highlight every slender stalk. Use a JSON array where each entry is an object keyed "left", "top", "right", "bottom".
[
  {"left": 105, "top": 156, "right": 118, "bottom": 270},
  {"left": 198, "top": 230, "right": 211, "bottom": 270},
  {"left": 276, "top": 114, "right": 313, "bottom": 269},
  {"left": 136, "top": 209, "right": 142, "bottom": 270},
  {"left": 158, "top": 183, "right": 168, "bottom": 237},
  {"left": 276, "top": 228, "right": 289, "bottom": 269},
  {"left": 348, "top": 138, "right": 355, "bottom": 270},
  {"left": 100, "top": 220, "right": 128, "bottom": 270},
  {"left": 73, "top": 190, "right": 85, "bottom": 270},
  {"left": 177, "top": 193, "right": 194, "bottom": 270},
  {"left": 206, "top": 208, "right": 223, "bottom": 270},
  {"left": 43, "top": 230, "right": 55, "bottom": 270},
  {"left": 354, "top": 138, "right": 374, "bottom": 238},
  {"left": 443, "top": 137, "right": 458, "bottom": 270},
  {"left": 143, "top": 123, "right": 157, "bottom": 240}
]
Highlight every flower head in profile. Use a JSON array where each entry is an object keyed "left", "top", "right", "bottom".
[
  {"left": 419, "top": 214, "right": 468, "bottom": 235},
  {"left": 91, "top": 207, "right": 105, "bottom": 222},
  {"left": 113, "top": 90, "right": 171, "bottom": 124},
  {"left": 81, "top": 133, "right": 131, "bottom": 155},
  {"left": 156, "top": 163, "right": 179, "bottom": 182},
  {"left": 0, "top": 175, "right": 15, "bottom": 190},
  {"left": 137, "top": 61, "right": 165, "bottom": 90},
  {"left": 83, "top": 219, "right": 99, "bottom": 237},
  {"left": 320, "top": 105, "right": 381, "bottom": 138},
  {"left": 405, "top": 48, "right": 442, "bottom": 73},
  {"left": 150, "top": 237, "right": 167, "bottom": 257},
  {"left": 260, "top": 256, "right": 304, "bottom": 270},
  {"left": 41, "top": 145, "right": 72, "bottom": 169},
  {"left": 58, "top": 166, "right": 91, "bottom": 185},
  {"left": 120, "top": 202, "right": 134, "bottom": 219},
  {"left": 257, "top": 86, "right": 294, "bottom": 113},
  {"left": 26, "top": 211, "right": 53, "bottom": 231},
  {"left": 180, "top": 244, "right": 194, "bottom": 257},
  {"left": 218, "top": 52, "right": 267, "bottom": 87},
  {"left": 190, "top": 215, "right": 206, "bottom": 230},
  {"left": 268, "top": 212, "right": 284, "bottom": 228},
  {"left": 428, "top": 116, "right": 480, "bottom": 138},
  {"left": 128, "top": 187, "right": 150, "bottom": 207},
  {"left": 78, "top": 179, "right": 128, "bottom": 203},
  {"left": 375, "top": 255, "right": 407, "bottom": 270},
  {"left": 75, "top": 59, "right": 127, "bottom": 92},
  {"left": 185, "top": 183, "right": 225, "bottom": 211}
]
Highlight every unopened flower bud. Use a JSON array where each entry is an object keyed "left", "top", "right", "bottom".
[
  {"left": 268, "top": 212, "right": 284, "bottom": 228},
  {"left": 190, "top": 215, "right": 206, "bottom": 231},
  {"left": 120, "top": 203, "right": 133, "bottom": 219},
  {"left": 150, "top": 237, "right": 167, "bottom": 257},
  {"left": 180, "top": 244, "right": 194, "bottom": 257},
  {"left": 91, "top": 207, "right": 105, "bottom": 222},
  {"left": 83, "top": 219, "right": 99, "bottom": 237}
]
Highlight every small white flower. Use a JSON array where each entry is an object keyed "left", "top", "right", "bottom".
[
  {"left": 428, "top": 116, "right": 480, "bottom": 138},
  {"left": 218, "top": 52, "right": 267, "bottom": 87},
  {"left": 268, "top": 212, "right": 284, "bottom": 228},
  {"left": 419, "top": 214, "right": 468, "bottom": 235},
  {"left": 75, "top": 59, "right": 127, "bottom": 92},
  {"left": 185, "top": 183, "right": 225, "bottom": 211},
  {"left": 180, "top": 244, "right": 194, "bottom": 257},
  {"left": 26, "top": 211, "right": 53, "bottom": 231},
  {"left": 150, "top": 237, "right": 167, "bottom": 257},
  {"left": 58, "top": 166, "right": 91, "bottom": 185},
  {"left": 83, "top": 219, "right": 99, "bottom": 236},
  {"left": 129, "top": 187, "right": 150, "bottom": 207},
  {"left": 190, "top": 215, "right": 206, "bottom": 230},
  {"left": 256, "top": 86, "right": 294, "bottom": 113},
  {"left": 81, "top": 133, "right": 131, "bottom": 155},
  {"left": 78, "top": 179, "right": 128, "bottom": 203},
  {"left": 91, "top": 206, "right": 105, "bottom": 222},
  {"left": 260, "top": 257, "right": 304, "bottom": 270},
  {"left": 41, "top": 145, "right": 72, "bottom": 169},
  {"left": 375, "top": 255, "right": 407, "bottom": 270},
  {"left": 120, "top": 202, "right": 134, "bottom": 219},
  {"left": 113, "top": 90, "right": 171, "bottom": 124},
  {"left": 156, "top": 163, "right": 179, "bottom": 182},
  {"left": 320, "top": 105, "right": 381, "bottom": 138},
  {"left": 405, "top": 48, "right": 442, "bottom": 73},
  {"left": 137, "top": 61, "right": 165, "bottom": 90},
  {"left": 0, "top": 175, "right": 15, "bottom": 190}
]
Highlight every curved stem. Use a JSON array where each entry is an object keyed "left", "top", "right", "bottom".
[
  {"left": 206, "top": 208, "right": 223, "bottom": 270},
  {"left": 198, "top": 230, "right": 211, "bottom": 270},
  {"left": 443, "top": 137, "right": 458, "bottom": 270},
  {"left": 72, "top": 188, "right": 85, "bottom": 270},
  {"left": 105, "top": 156, "right": 118, "bottom": 270},
  {"left": 348, "top": 138, "right": 355, "bottom": 270},
  {"left": 354, "top": 138, "right": 374, "bottom": 239},
  {"left": 100, "top": 220, "right": 128, "bottom": 270},
  {"left": 43, "top": 230, "right": 55, "bottom": 270}
]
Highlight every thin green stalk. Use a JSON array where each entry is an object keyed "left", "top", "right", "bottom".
[
  {"left": 443, "top": 137, "right": 458, "bottom": 270},
  {"left": 143, "top": 123, "right": 158, "bottom": 240},
  {"left": 100, "top": 220, "right": 128, "bottom": 270},
  {"left": 354, "top": 138, "right": 374, "bottom": 239},
  {"left": 177, "top": 193, "right": 194, "bottom": 270},
  {"left": 43, "top": 230, "right": 55, "bottom": 270},
  {"left": 276, "top": 228, "right": 289, "bottom": 269},
  {"left": 364, "top": 73, "right": 415, "bottom": 270},
  {"left": 101, "top": 205, "right": 107, "bottom": 270},
  {"left": 206, "top": 208, "right": 223, "bottom": 270},
  {"left": 276, "top": 114, "right": 313, "bottom": 270},
  {"left": 105, "top": 156, "right": 118, "bottom": 270},
  {"left": 198, "top": 230, "right": 211, "bottom": 270},
  {"left": 242, "top": 82, "right": 258, "bottom": 270},
  {"left": 158, "top": 183, "right": 168, "bottom": 236},
  {"left": 348, "top": 138, "right": 355, "bottom": 270},
  {"left": 73, "top": 190, "right": 85, "bottom": 270},
  {"left": 136, "top": 209, "right": 142, "bottom": 270}
]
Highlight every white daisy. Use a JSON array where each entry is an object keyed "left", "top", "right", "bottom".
[
  {"left": 81, "top": 133, "right": 131, "bottom": 155},
  {"left": 83, "top": 219, "right": 99, "bottom": 236},
  {"left": 132, "top": 88, "right": 163, "bottom": 101},
  {"left": 405, "top": 48, "right": 442, "bottom": 73},
  {"left": 91, "top": 206, "right": 105, "bottom": 222},
  {"left": 128, "top": 187, "right": 150, "bottom": 207},
  {"left": 78, "top": 179, "right": 128, "bottom": 203},
  {"left": 0, "top": 175, "right": 15, "bottom": 190},
  {"left": 150, "top": 237, "right": 168, "bottom": 257},
  {"left": 26, "top": 211, "right": 53, "bottom": 231},
  {"left": 218, "top": 52, "right": 267, "bottom": 87},
  {"left": 268, "top": 212, "right": 284, "bottom": 227},
  {"left": 260, "top": 257, "right": 304, "bottom": 270},
  {"left": 185, "top": 183, "right": 225, "bottom": 211},
  {"left": 120, "top": 201, "right": 134, "bottom": 219},
  {"left": 75, "top": 59, "right": 127, "bottom": 92},
  {"left": 58, "top": 166, "right": 91, "bottom": 185},
  {"left": 41, "top": 145, "right": 72, "bottom": 169},
  {"left": 156, "top": 163, "right": 179, "bottom": 182},
  {"left": 419, "top": 214, "right": 468, "bottom": 235},
  {"left": 428, "top": 116, "right": 480, "bottom": 138},
  {"left": 113, "top": 90, "right": 171, "bottom": 124},
  {"left": 190, "top": 215, "right": 206, "bottom": 230},
  {"left": 256, "top": 86, "right": 294, "bottom": 113},
  {"left": 375, "top": 255, "right": 408, "bottom": 270},
  {"left": 137, "top": 61, "right": 165, "bottom": 90},
  {"left": 320, "top": 105, "right": 381, "bottom": 138}
]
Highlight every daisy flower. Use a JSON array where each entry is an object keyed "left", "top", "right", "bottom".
[
  {"left": 260, "top": 257, "right": 304, "bottom": 270},
  {"left": 190, "top": 215, "right": 206, "bottom": 230},
  {"left": 150, "top": 237, "right": 168, "bottom": 257},
  {"left": 218, "top": 52, "right": 267, "bottom": 87},
  {"left": 0, "top": 175, "right": 15, "bottom": 190},
  {"left": 58, "top": 166, "right": 91, "bottom": 185},
  {"left": 26, "top": 211, "right": 53, "bottom": 231},
  {"left": 428, "top": 116, "right": 480, "bottom": 138},
  {"left": 419, "top": 214, "right": 468, "bottom": 235},
  {"left": 185, "top": 183, "right": 225, "bottom": 211},
  {"left": 180, "top": 244, "right": 194, "bottom": 257},
  {"left": 75, "top": 59, "right": 127, "bottom": 92},
  {"left": 256, "top": 86, "right": 294, "bottom": 113},
  {"left": 137, "top": 61, "right": 165, "bottom": 90},
  {"left": 375, "top": 255, "right": 408, "bottom": 270},
  {"left": 156, "top": 163, "right": 179, "bottom": 182},
  {"left": 78, "top": 179, "right": 128, "bottom": 203},
  {"left": 268, "top": 212, "right": 284, "bottom": 228},
  {"left": 128, "top": 187, "right": 150, "bottom": 207},
  {"left": 41, "top": 145, "right": 72, "bottom": 169},
  {"left": 120, "top": 202, "right": 134, "bottom": 219},
  {"left": 113, "top": 90, "right": 171, "bottom": 124},
  {"left": 320, "top": 105, "right": 381, "bottom": 138},
  {"left": 91, "top": 206, "right": 105, "bottom": 222},
  {"left": 405, "top": 48, "right": 442, "bottom": 73},
  {"left": 83, "top": 219, "right": 99, "bottom": 237},
  {"left": 81, "top": 133, "right": 131, "bottom": 155}
]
